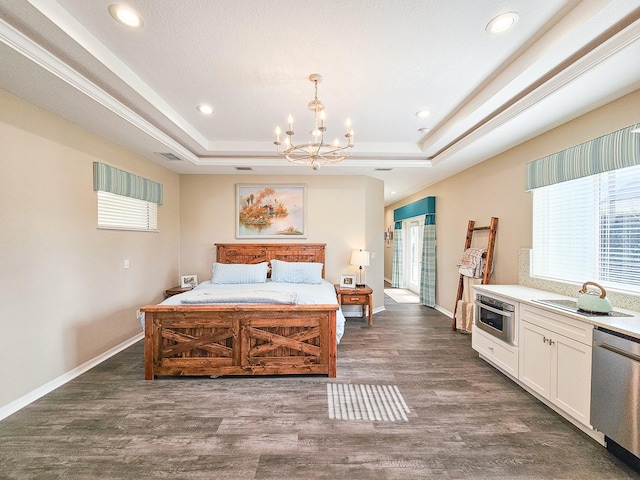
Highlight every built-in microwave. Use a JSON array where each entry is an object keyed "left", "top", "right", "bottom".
[{"left": 475, "top": 294, "right": 516, "bottom": 346}]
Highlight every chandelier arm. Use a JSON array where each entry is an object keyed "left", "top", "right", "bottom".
[{"left": 274, "top": 73, "right": 353, "bottom": 168}]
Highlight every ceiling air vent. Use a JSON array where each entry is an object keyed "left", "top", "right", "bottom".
[
  {"left": 235, "top": 167, "right": 253, "bottom": 171},
  {"left": 375, "top": 168, "right": 393, "bottom": 171},
  {"left": 156, "top": 152, "right": 182, "bottom": 161}
]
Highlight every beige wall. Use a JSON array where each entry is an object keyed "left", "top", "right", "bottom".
[
  {"left": 179, "top": 174, "right": 385, "bottom": 309},
  {"left": 385, "top": 88, "right": 640, "bottom": 315},
  {"left": 7, "top": 80, "right": 636, "bottom": 413},
  {"left": 0, "top": 90, "right": 180, "bottom": 410}
]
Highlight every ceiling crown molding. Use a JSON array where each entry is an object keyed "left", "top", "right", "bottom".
[
  {"left": 424, "top": 11, "right": 640, "bottom": 164},
  {"left": 26, "top": 0, "right": 211, "bottom": 149},
  {"left": 0, "top": 17, "right": 198, "bottom": 164}
]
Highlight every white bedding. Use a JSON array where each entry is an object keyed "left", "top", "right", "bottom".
[
  {"left": 180, "top": 289, "right": 298, "bottom": 305},
  {"left": 143, "top": 279, "right": 346, "bottom": 343}
]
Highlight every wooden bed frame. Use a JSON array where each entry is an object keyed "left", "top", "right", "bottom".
[{"left": 142, "top": 243, "right": 338, "bottom": 379}]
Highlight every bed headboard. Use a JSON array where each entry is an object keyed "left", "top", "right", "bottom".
[{"left": 215, "top": 243, "right": 326, "bottom": 277}]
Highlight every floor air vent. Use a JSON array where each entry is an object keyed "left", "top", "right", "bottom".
[{"left": 326, "top": 383, "right": 410, "bottom": 421}]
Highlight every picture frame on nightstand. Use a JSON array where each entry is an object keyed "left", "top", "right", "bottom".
[
  {"left": 180, "top": 274, "right": 198, "bottom": 288},
  {"left": 340, "top": 274, "right": 356, "bottom": 288}
]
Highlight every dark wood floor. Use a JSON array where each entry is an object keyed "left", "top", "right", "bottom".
[{"left": 1, "top": 297, "right": 638, "bottom": 479}]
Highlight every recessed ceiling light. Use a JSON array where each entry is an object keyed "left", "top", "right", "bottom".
[
  {"left": 486, "top": 12, "right": 519, "bottom": 34},
  {"left": 390, "top": 191, "right": 397, "bottom": 195},
  {"left": 197, "top": 104, "right": 214, "bottom": 115},
  {"left": 415, "top": 110, "right": 430, "bottom": 118},
  {"left": 418, "top": 127, "right": 431, "bottom": 133},
  {"left": 109, "top": 4, "right": 143, "bottom": 28}
]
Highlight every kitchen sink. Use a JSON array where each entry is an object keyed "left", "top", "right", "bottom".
[{"left": 533, "top": 299, "right": 633, "bottom": 318}]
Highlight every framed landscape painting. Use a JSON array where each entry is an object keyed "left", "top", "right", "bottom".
[{"left": 236, "top": 184, "right": 307, "bottom": 238}]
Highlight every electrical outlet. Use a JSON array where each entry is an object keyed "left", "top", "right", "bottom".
[{"left": 124, "top": 259, "right": 129, "bottom": 269}]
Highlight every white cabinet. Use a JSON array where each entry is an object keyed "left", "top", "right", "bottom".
[
  {"left": 519, "top": 320, "right": 551, "bottom": 395},
  {"left": 519, "top": 304, "right": 593, "bottom": 426},
  {"left": 472, "top": 325, "right": 518, "bottom": 378}
]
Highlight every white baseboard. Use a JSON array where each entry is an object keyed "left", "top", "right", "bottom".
[
  {"left": 435, "top": 305, "right": 453, "bottom": 318},
  {"left": 0, "top": 332, "right": 143, "bottom": 422}
]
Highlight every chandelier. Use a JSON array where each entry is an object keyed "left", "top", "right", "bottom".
[{"left": 274, "top": 73, "right": 354, "bottom": 170}]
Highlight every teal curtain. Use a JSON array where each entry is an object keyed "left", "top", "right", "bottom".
[
  {"left": 526, "top": 122, "right": 640, "bottom": 190},
  {"left": 419, "top": 216, "right": 436, "bottom": 308},
  {"left": 391, "top": 221, "right": 403, "bottom": 288},
  {"left": 93, "top": 162, "right": 163, "bottom": 204}
]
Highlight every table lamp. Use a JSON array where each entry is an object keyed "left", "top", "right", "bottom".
[{"left": 350, "top": 249, "right": 370, "bottom": 287}]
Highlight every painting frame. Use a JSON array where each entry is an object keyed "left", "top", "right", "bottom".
[
  {"left": 340, "top": 274, "right": 356, "bottom": 289},
  {"left": 180, "top": 274, "right": 198, "bottom": 288},
  {"left": 385, "top": 225, "right": 394, "bottom": 247},
  {"left": 236, "top": 184, "right": 307, "bottom": 239}
]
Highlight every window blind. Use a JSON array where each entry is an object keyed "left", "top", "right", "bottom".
[
  {"left": 97, "top": 191, "right": 158, "bottom": 231},
  {"left": 532, "top": 164, "right": 640, "bottom": 292}
]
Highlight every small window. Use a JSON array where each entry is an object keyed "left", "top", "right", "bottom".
[{"left": 97, "top": 191, "right": 158, "bottom": 231}]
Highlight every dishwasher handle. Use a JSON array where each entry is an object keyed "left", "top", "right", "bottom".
[
  {"left": 594, "top": 328, "right": 640, "bottom": 358},
  {"left": 597, "top": 342, "right": 640, "bottom": 364}
]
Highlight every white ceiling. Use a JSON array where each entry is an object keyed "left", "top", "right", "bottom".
[{"left": 1, "top": 0, "right": 639, "bottom": 204}]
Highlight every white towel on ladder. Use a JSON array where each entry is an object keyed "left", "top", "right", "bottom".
[
  {"left": 456, "top": 247, "right": 487, "bottom": 278},
  {"left": 456, "top": 276, "right": 481, "bottom": 332},
  {"left": 455, "top": 300, "right": 474, "bottom": 332}
]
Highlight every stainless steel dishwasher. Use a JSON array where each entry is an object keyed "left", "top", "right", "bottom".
[{"left": 591, "top": 328, "right": 640, "bottom": 461}]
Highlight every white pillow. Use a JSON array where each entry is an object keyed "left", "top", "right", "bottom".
[
  {"left": 270, "top": 259, "right": 323, "bottom": 284},
  {"left": 211, "top": 262, "right": 268, "bottom": 284}
]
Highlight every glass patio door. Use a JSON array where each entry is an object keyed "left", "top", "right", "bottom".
[{"left": 405, "top": 218, "right": 424, "bottom": 294}]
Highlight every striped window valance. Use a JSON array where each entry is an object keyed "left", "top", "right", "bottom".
[
  {"left": 525, "top": 123, "right": 640, "bottom": 191},
  {"left": 93, "top": 162, "right": 163, "bottom": 204}
]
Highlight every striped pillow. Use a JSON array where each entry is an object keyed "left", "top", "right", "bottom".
[
  {"left": 211, "top": 262, "right": 269, "bottom": 284},
  {"left": 270, "top": 259, "right": 323, "bottom": 284}
]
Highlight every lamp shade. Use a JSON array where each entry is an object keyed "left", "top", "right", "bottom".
[{"left": 350, "top": 250, "right": 370, "bottom": 267}]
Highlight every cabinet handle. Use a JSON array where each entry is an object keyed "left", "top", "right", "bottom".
[
  {"left": 549, "top": 339, "right": 555, "bottom": 346},
  {"left": 543, "top": 336, "right": 548, "bottom": 344},
  {"left": 488, "top": 346, "right": 494, "bottom": 351}
]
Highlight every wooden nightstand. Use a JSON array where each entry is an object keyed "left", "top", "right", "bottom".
[
  {"left": 335, "top": 284, "right": 373, "bottom": 325},
  {"left": 164, "top": 285, "right": 193, "bottom": 298}
]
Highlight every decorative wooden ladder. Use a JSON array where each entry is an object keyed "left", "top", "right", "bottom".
[{"left": 452, "top": 217, "right": 499, "bottom": 331}]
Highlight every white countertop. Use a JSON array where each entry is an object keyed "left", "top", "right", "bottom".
[{"left": 473, "top": 284, "right": 640, "bottom": 339}]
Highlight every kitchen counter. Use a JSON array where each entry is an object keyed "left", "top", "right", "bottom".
[{"left": 473, "top": 284, "right": 640, "bottom": 339}]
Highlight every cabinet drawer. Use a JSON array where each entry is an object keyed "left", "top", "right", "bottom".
[
  {"left": 472, "top": 326, "right": 519, "bottom": 378},
  {"left": 341, "top": 294, "right": 368, "bottom": 305},
  {"left": 520, "top": 303, "right": 593, "bottom": 345}
]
